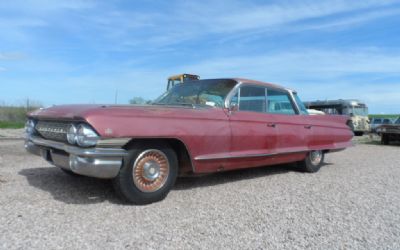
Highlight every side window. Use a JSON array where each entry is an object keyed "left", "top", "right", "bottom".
[
  {"left": 267, "top": 89, "right": 296, "bottom": 115},
  {"left": 235, "top": 86, "right": 266, "bottom": 113}
]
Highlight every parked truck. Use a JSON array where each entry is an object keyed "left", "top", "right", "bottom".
[
  {"left": 167, "top": 74, "right": 200, "bottom": 90},
  {"left": 377, "top": 117, "right": 400, "bottom": 145}
]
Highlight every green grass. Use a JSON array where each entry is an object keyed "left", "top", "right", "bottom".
[
  {"left": 0, "top": 121, "right": 25, "bottom": 129},
  {"left": 0, "top": 106, "right": 40, "bottom": 129},
  {"left": 369, "top": 114, "right": 399, "bottom": 119}
]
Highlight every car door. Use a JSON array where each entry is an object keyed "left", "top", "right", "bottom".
[
  {"left": 226, "top": 84, "right": 278, "bottom": 170},
  {"left": 266, "top": 88, "right": 308, "bottom": 154}
]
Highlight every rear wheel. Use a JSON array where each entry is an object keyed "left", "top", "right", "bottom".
[
  {"left": 112, "top": 142, "right": 178, "bottom": 205},
  {"left": 298, "top": 150, "right": 325, "bottom": 173}
]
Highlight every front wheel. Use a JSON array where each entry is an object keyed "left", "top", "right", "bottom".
[
  {"left": 298, "top": 150, "right": 325, "bottom": 173},
  {"left": 112, "top": 143, "right": 178, "bottom": 205}
]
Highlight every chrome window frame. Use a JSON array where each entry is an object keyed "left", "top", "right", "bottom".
[{"left": 224, "top": 81, "right": 300, "bottom": 115}]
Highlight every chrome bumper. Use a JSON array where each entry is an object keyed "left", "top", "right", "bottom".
[{"left": 25, "top": 135, "right": 128, "bottom": 179}]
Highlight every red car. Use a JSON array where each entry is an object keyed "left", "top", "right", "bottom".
[{"left": 25, "top": 78, "right": 353, "bottom": 204}]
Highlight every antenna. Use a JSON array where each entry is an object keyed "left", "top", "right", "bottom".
[{"left": 114, "top": 89, "right": 118, "bottom": 104}]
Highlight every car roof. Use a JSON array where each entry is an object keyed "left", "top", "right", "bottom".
[
  {"left": 200, "top": 78, "right": 287, "bottom": 91},
  {"left": 184, "top": 78, "right": 290, "bottom": 93},
  {"left": 233, "top": 78, "right": 287, "bottom": 90}
]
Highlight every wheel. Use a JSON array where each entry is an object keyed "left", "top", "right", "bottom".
[
  {"left": 354, "top": 131, "right": 364, "bottom": 136},
  {"left": 112, "top": 142, "right": 178, "bottom": 205},
  {"left": 298, "top": 150, "right": 325, "bottom": 173},
  {"left": 381, "top": 134, "right": 389, "bottom": 145}
]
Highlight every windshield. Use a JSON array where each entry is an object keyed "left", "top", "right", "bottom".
[
  {"left": 351, "top": 106, "right": 368, "bottom": 116},
  {"left": 293, "top": 93, "right": 309, "bottom": 115},
  {"left": 154, "top": 79, "right": 236, "bottom": 108},
  {"left": 396, "top": 118, "right": 400, "bottom": 124}
]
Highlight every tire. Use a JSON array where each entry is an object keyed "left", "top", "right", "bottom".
[
  {"left": 354, "top": 131, "right": 364, "bottom": 136},
  {"left": 112, "top": 142, "right": 178, "bottom": 205},
  {"left": 381, "top": 134, "right": 390, "bottom": 145},
  {"left": 298, "top": 150, "right": 325, "bottom": 173}
]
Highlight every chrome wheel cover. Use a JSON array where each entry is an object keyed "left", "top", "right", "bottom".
[
  {"left": 310, "top": 150, "right": 323, "bottom": 166},
  {"left": 132, "top": 149, "right": 170, "bottom": 193}
]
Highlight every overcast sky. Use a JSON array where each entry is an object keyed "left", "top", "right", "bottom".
[{"left": 1, "top": 0, "right": 400, "bottom": 113}]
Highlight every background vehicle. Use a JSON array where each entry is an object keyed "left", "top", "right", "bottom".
[
  {"left": 370, "top": 117, "right": 393, "bottom": 133},
  {"left": 377, "top": 117, "right": 400, "bottom": 145},
  {"left": 167, "top": 73, "right": 200, "bottom": 90},
  {"left": 304, "top": 99, "right": 369, "bottom": 136},
  {"left": 307, "top": 109, "right": 325, "bottom": 115}
]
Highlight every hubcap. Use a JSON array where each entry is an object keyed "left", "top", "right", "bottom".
[
  {"left": 310, "top": 150, "right": 323, "bottom": 165},
  {"left": 132, "top": 149, "right": 169, "bottom": 193}
]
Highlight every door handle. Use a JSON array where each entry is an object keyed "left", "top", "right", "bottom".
[
  {"left": 304, "top": 125, "right": 312, "bottom": 129},
  {"left": 267, "top": 123, "right": 276, "bottom": 128}
]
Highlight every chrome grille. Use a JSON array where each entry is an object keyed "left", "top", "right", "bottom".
[{"left": 35, "top": 121, "right": 70, "bottom": 142}]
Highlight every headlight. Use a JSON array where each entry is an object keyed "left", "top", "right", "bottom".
[
  {"left": 76, "top": 124, "right": 99, "bottom": 147},
  {"left": 25, "top": 120, "right": 36, "bottom": 135},
  {"left": 66, "top": 124, "right": 77, "bottom": 144}
]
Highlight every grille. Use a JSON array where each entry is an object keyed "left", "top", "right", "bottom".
[{"left": 35, "top": 121, "right": 70, "bottom": 142}]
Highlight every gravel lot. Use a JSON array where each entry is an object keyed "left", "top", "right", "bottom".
[
  {"left": 1, "top": 139, "right": 399, "bottom": 249},
  {"left": 0, "top": 129, "right": 24, "bottom": 139}
]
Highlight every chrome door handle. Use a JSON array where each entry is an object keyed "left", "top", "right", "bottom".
[
  {"left": 267, "top": 123, "right": 276, "bottom": 128},
  {"left": 304, "top": 125, "right": 312, "bottom": 129}
]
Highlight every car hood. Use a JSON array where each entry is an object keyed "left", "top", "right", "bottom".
[
  {"left": 28, "top": 104, "right": 226, "bottom": 138},
  {"left": 28, "top": 104, "right": 219, "bottom": 121},
  {"left": 378, "top": 124, "right": 400, "bottom": 130}
]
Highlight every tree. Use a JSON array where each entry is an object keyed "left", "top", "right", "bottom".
[{"left": 129, "top": 97, "right": 147, "bottom": 105}]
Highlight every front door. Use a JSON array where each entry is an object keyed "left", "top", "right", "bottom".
[{"left": 227, "top": 85, "right": 278, "bottom": 170}]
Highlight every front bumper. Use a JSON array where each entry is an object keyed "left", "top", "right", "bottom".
[{"left": 25, "top": 135, "right": 128, "bottom": 179}]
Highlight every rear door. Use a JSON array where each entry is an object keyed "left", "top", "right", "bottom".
[{"left": 266, "top": 89, "right": 308, "bottom": 154}]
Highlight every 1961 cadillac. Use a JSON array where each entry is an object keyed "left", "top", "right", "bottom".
[{"left": 25, "top": 78, "right": 353, "bottom": 204}]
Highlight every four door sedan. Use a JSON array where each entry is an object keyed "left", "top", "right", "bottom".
[{"left": 25, "top": 78, "right": 353, "bottom": 204}]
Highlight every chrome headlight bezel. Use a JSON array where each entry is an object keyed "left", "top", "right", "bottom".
[
  {"left": 76, "top": 124, "right": 100, "bottom": 147},
  {"left": 25, "top": 119, "right": 36, "bottom": 135},
  {"left": 66, "top": 124, "right": 78, "bottom": 145}
]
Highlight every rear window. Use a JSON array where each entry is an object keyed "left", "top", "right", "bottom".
[{"left": 267, "top": 89, "right": 296, "bottom": 115}]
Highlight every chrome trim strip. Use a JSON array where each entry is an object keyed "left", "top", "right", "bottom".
[
  {"left": 287, "top": 89, "right": 300, "bottom": 115},
  {"left": 195, "top": 150, "right": 308, "bottom": 161},
  {"left": 27, "top": 135, "right": 128, "bottom": 157},
  {"left": 224, "top": 81, "right": 242, "bottom": 109},
  {"left": 96, "top": 138, "right": 131, "bottom": 147},
  {"left": 195, "top": 153, "right": 275, "bottom": 161}
]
